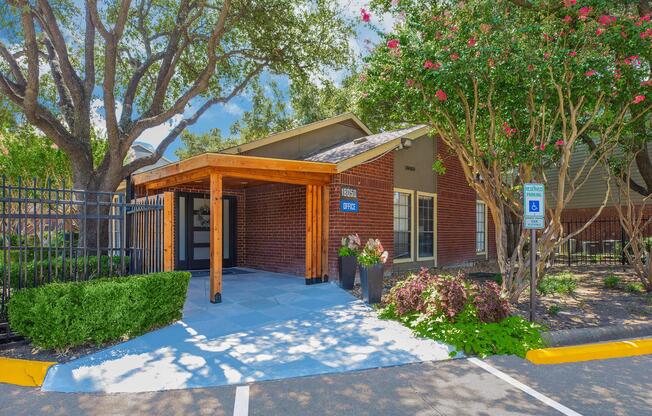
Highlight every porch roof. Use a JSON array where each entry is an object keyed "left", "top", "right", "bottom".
[{"left": 131, "top": 153, "right": 337, "bottom": 191}]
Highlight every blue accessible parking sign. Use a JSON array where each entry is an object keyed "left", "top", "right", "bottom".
[{"left": 524, "top": 183, "right": 545, "bottom": 229}]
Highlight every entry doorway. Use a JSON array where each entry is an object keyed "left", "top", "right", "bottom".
[{"left": 176, "top": 193, "right": 237, "bottom": 270}]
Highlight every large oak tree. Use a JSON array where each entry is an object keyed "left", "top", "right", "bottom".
[{"left": 0, "top": 0, "right": 352, "bottom": 194}]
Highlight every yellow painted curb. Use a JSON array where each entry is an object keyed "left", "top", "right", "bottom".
[
  {"left": 0, "top": 357, "right": 56, "bottom": 387},
  {"left": 526, "top": 338, "right": 652, "bottom": 365}
]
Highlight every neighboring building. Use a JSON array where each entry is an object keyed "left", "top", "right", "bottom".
[{"left": 130, "top": 113, "right": 496, "bottom": 301}]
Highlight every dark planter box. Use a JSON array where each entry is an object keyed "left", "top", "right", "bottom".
[
  {"left": 338, "top": 256, "right": 357, "bottom": 290},
  {"left": 359, "top": 263, "right": 384, "bottom": 304}
]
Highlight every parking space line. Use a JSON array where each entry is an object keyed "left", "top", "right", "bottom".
[
  {"left": 233, "top": 385, "right": 250, "bottom": 416},
  {"left": 468, "top": 358, "right": 582, "bottom": 416}
]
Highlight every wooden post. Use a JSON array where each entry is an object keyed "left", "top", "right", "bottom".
[
  {"left": 321, "top": 186, "right": 330, "bottom": 279},
  {"left": 315, "top": 185, "right": 322, "bottom": 280},
  {"left": 163, "top": 192, "right": 174, "bottom": 271},
  {"left": 305, "top": 185, "right": 313, "bottom": 283},
  {"left": 210, "top": 172, "right": 223, "bottom": 303}
]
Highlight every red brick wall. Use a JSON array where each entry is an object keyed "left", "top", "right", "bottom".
[
  {"left": 242, "top": 183, "right": 306, "bottom": 275},
  {"left": 328, "top": 153, "right": 395, "bottom": 279},
  {"left": 436, "top": 137, "right": 492, "bottom": 266}
]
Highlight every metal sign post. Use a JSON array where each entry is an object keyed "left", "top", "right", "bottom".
[{"left": 523, "top": 183, "right": 545, "bottom": 323}]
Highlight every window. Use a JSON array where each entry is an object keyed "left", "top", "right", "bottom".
[
  {"left": 476, "top": 201, "right": 487, "bottom": 254},
  {"left": 417, "top": 193, "right": 435, "bottom": 260},
  {"left": 394, "top": 190, "right": 412, "bottom": 261}
]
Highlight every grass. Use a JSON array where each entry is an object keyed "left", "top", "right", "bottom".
[
  {"left": 603, "top": 274, "right": 621, "bottom": 289},
  {"left": 538, "top": 272, "right": 578, "bottom": 296}
]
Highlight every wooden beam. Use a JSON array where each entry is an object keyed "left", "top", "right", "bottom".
[
  {"left": 321, "top": 186, "right": 330, "bottom": 278},
  {"left": 305, "top": 185, "right": 313, "bottom": 280},
  {"left": 315, "top": 185, "right": 321, "bottom": 278},
  {"left": 163, "top": 192, "right": 175, "bottom": 271},
  {"left": 210, "top": 172, "right": 223, "bottom": 303}
]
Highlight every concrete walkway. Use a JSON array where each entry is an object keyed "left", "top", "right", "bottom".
[{"left": 42, "top": 270, "right": 454, "bottom": 393}]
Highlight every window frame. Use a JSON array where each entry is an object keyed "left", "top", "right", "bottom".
[
  {"left": 475, "top": 200, "right": 488, "bottom": 257},
  {"left": 393, "top": 188, "right": 415, "bottom": 264},
  {"left": 416, "top": 191, "right": 437, "bottom": 264}
]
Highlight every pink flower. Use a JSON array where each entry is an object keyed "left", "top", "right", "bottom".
[
  {"left": 406, "top": 78, "right": 415, "bottom": 87},
  {"left": 569, "top": 51, "right": 577, "bottom": 57},
  {"left": 563, "top": 0, "right": 577, "bottom": 7},
  {"left": 543, "top": 33, "right": 553, "bottom": 41},
  {"left": 424, "top": 60, "right": 441, "bottom": 70},
  {"left": 503, "top": 122, "right": 517, "bottom": 137},
  {"left": 555, "top": 139, "right": 565, "bottom": 146},
  {"left": 359, "top": 73, "right": 367, "bottom": 82},
  {"left": 360, "top": 8, "right": 371, "bottom": 22},
  {"left": 596, "top": 28, "right": 603, "bottom": 35},
  {"left": 387, "top": 39, "right": 400, "bottom": 49},
  {"left": 544, "top": 52, "right": 551, "bottom": 60},
  {"left": 467, "top": 37, "right": 476, "bottom": 47},
  {"left": 540, "top": 144, "right": 546, "bottom": 151},
  {"left": 598, "top": 15, "right": 616, "bottom": 26},
  {"left": 640, "top": 80, "right": 652, "bottom": 86},
  {"left": 633, "top": 95, "right": 646, "bottom": 104},
  {"left": 435, "top": 89, "right": 447, "bottom": 102},
  {"left": 450, "top": 53, "right": 460, "bottom": 60},
  {"left": 614, "top": 69, "right": 622, "bottom": 80},
  {"left": 578, "top": 6, "right": 592, "bottom": 20},
  {"left": 624, "top": 55, "right": 640, "bottom": 65},
  {"left": 527, "top": 64, "right": 535, "bottom": 71},
  {"left": 585, "top": 70, "right": 597, "bottom": 76},
  {"left": 563, "top": 15, "right": 572, "bottom": 23},
  {"left": 641, "top": 28, "right": 652, "bottom": 38}
]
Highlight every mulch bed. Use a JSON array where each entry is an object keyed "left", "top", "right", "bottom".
[
  {"left": 0, "top": 338, "right": 123, "bottom": 363},
  {"left": 349, "top": 262, "right": 651, "bottom": 332}
]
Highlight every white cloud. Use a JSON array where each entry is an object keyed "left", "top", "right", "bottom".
[{"left": 223, "top": 102, "right": 244, "bottom": 116}]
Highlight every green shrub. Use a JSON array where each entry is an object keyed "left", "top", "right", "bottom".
[
  {"left": 626, "top": 282, "right": 645, "bottom": 293},
  {"left": 603, "top": 274, "right": 621, "bottom": 289},
  {"left": 538, "top": 272, "right": 577, "bottom": 296},
  {"left": 0, "top": 255, "right": 125, "bottom": 289},
  {"left": 8, "top": 271, "right": 190, "bottom": 350},
  {"left": 547, "top": 305, "right": 561, "bottom": 316}
]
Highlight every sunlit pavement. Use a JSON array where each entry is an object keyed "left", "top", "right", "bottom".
[
  {"left": 3, "top": 354, "right": 651, "bottom": 415},
  {"left": 41, "top": 270, "right": 454, "bottom": 393}
]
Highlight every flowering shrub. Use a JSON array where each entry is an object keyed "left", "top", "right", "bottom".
[
  {"left": 338, "top": 233, "right": 361, "bottom": 257},
  {"left": 380, "top": 269, "right": 542, "bottom": 357},
  {"left": 357, "top": 238, "right": 389, "bottom": 266}
]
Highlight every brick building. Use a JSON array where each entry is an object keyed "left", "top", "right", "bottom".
[{"left": 131, "top": 113, "right": 496, "bottom": 302}]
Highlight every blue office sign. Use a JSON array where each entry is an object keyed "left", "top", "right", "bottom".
[{"left": 340, "top": 186, "right": 359, "bottom": 213}]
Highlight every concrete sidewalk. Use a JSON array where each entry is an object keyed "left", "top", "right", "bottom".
[{"left": 42, "top": 270, "right": 453, "bottom": 393}]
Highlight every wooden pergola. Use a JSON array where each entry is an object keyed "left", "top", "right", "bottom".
[{"left": 132, "top": 153, "right": 335, "bottom": 303}]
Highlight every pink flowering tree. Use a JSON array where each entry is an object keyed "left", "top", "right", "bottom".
[{"left": 360, "top": 0, "right": 652, "bottom": 299}]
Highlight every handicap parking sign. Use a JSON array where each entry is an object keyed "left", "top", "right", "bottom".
[
  {"left": 524, "top": 183, "right": 544, "bottom": 229},
  {"left": 529, "top": 200, "right": 540, "bottom": 213}
]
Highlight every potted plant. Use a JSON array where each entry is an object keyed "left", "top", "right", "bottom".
[
  {"left": 357, "top": 238, "right": 388, "bottom": 304},
  {"left": 338, "top": 234, "right": 361, "bottom": 290}
]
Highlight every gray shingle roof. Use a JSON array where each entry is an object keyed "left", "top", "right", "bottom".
[{"left": 303, "top": 125, "right": 426, "bottom": 164}]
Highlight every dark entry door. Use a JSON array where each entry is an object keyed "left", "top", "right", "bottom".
[{"left": 176, "top": 193, "right": 236, "bottom": 270}]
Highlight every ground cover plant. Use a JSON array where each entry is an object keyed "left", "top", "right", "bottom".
[
  {"left": 379, "top": 269, "right": 544, "bottom": 358},
  {"left": 538, "top": 272, "right": 578, "bottom": 296},
  {"left": 8, "top": 271, "right": 190, "bottom": 350}
]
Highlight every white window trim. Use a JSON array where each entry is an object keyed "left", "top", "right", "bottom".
[
  {"left": 416, "top": 191, "right": 437, "bottom": 265},
  {"left": 393, "top": 188, "right": 415, "bottom": 264},
  {"left": 476, "top": 200, "right": 488, "bottom": 257}
]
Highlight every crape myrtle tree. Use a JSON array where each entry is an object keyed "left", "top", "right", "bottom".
[
  {"left": 0, "top": 0, "right": 351, "bottom": 247},
  {"left": 360, "top": 0, "right": 652, "bottom": 300}
]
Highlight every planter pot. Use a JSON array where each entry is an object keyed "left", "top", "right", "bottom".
[
  {"left": 359, "top": 263, "right": 384, "bottom": 304},
  {"left": 338, "top": 256, "right": 357, "bottom": 290}
]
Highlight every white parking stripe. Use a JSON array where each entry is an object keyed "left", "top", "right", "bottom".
[
  {"left": 468, "top": 358, "right": 583, "bottom": 416},
  {"left": 233, "top": 385, "right": 250, "bottom": 416}
]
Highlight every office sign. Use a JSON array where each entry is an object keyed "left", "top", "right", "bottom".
[
  {"left": 340, "top": 186, "right": 359, "bottom": 213},
  {"left": 523, "top": 183, "right": 545, "bottom": 229}
]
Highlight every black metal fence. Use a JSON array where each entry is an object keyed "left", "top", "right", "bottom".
[
  {"left": 0, "top": 177, "right": 164, "bottom": 344},
  {"left": 511, "top": 218, "right": 652, "bottom": 266}
]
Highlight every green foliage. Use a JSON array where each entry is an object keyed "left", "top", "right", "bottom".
[
  {"left": 0, "top": 255, "right": 125, "bottom": 289},
  {"left": 175, "top": 129, "right": 240, "bottom": 159},
  {"left": 357, "top": 238, "right": 388, "bottom": 266},
  {"left": 548, "top": 305, "right": 562, "bottom": 316},
  {"left": 338, "top": 247, "right": 358, "bottom": 257},
  {"left": 8, "top": 271, "right": 190, "bottom": 350},
  {"left": 538, "top": 272, "right": 578, "bottom": 296},
  {"left": 380, "top": 269, "right": 543, "bottom": 358},
  {"left": 603, "top": 274, "right": 621, "bottom": 289},
  {"left": 432, "top": 158, "right": 446, "bottom": 175},
  {"left": 626, "top": 282, "right": 645, "bottom": 293}
]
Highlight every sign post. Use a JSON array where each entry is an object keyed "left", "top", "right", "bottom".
[{"left": 523, "top": 183, "right": 545, "bottom": 323}]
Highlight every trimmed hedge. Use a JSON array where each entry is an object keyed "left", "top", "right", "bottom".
[
  {"left": 1, "top": 255, "right": 126, "bottom": 289},
  {"left": 8, "top": 271, "right": 190, "bottom": 349}
]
